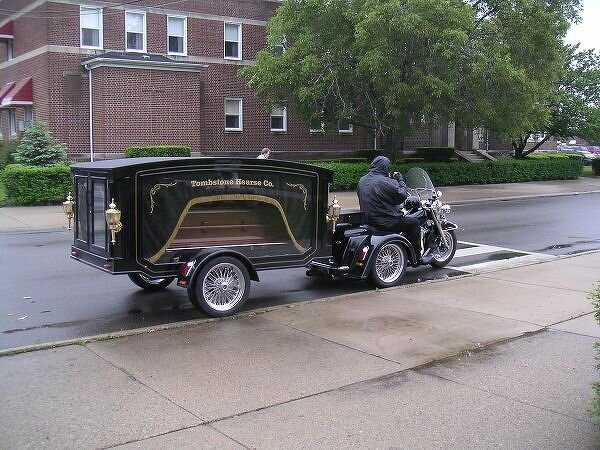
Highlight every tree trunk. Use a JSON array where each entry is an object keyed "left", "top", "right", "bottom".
[{"left": 383, "top": 132, "right": 404, "bottom": 162}]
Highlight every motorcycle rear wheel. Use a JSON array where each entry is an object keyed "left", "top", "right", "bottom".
[
  {"left": 429, "top": 230, "right": 457, "bottom": 268},
  {"left": 369, "top": 242, "right": 407, "bottom": 288}
]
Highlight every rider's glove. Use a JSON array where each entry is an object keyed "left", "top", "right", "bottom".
[{"left": 393, "top": 172, "right": 404, "bottom": 183}]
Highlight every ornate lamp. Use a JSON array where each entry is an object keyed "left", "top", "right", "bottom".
[
  {"left": 62, "top": 193, "right": 75, "bottom": 230},
  {"left": 326, "top": 195, "right": 342, "bottom": 230},
  {"left": 105, "top": 199, "right": 122, "bottom": 245}
]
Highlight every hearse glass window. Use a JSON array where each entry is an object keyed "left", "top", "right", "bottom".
[
  {"left": 75, "top": 177, "right": 88, "bottom": 242},
  {"left": 126, "top": 11, "right": 146, "bottom": 52},
  {"left": 80, "top": 6, "right": 103, "bottom": 49},
  {"left": 168, "top": 16, "right": 186, "bottom": 55},
  {"left": 138, "top": 169, "right": 317, "bottom": 265},
  {"left": 224, "top": 23, "right": 241, "bottom": 59},
  {"left": 92, "top": 179, "right": 107, "bottom": 248}
]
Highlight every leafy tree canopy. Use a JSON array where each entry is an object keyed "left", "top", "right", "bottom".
[{"left": 241, "top": 0, "right": 581, "bottom": 156}]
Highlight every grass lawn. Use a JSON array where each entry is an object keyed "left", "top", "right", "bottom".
[{"left": 582, "top": 166, "right": 597, "bottom": 177}]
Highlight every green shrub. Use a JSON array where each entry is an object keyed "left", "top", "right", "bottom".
[
  {"left": 309, "top": 154, "right": 583, "bottom": 190},
  {"left": 0, "top": 164, "right": 72, "bottom": 205},
  {"left": 125, "top": 145, "right": 191, "bottom": 158},
  {"left": 416, "top": 147, "right": 455, "bottom": 162},
  {"left": 592, "top": 157, "right": 600, "bottom": 176},
  {"left": 12, "top": 121, "right": 67, "bottom": 166},
  {"left": 0, "top": 140, "right": 19, "bottom": 170}
]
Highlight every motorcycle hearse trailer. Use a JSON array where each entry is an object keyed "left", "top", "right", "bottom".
[
  {"left": 67, "top": 158, "right": 457, "bottom": 317},
  {"left": 68, "top": 157, "right": 334, "bottom": 316}
]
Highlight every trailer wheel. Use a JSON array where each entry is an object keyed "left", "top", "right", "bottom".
[
  {"left": 369, "top": 242, "right": 407, "bottom": 288},
  {"left": 189, "top": 256, "right": 250, "bottom": 317},
  {"left": 128, "top": 273, "right": 175, "bottom": 291}
]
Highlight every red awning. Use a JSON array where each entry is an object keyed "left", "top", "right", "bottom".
[
  {"left": 1, "top": 78, "right": 33, "bottom": 107},
  {"left": 0, "top": 81, "right": 15, "bottom": 105},
  {"left": 0, "top": 21, "right": 13, "bottom": 39}
]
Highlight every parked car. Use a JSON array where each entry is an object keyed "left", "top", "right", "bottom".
[{"left": 557, "top": 145, "right": 598, "bottom": 165}]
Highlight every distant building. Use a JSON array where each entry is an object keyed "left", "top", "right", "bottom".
[{"left": 0, "top": 0, "right": 374, "bottom": 160}]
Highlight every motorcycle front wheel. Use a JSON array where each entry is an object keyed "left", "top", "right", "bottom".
[
  {"left": 369, "top": 242, "right": 407, "bottom": 288},
  {"left": 430, "top": 230, "right": 457, "bottom": 268}
]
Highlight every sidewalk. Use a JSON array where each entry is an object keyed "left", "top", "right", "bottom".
[
  {"left": 1, "top": 177, "right": 600, "bottom": 232},
  {"left": 1, "top": 178, "right": 599, "bottom": 448},
  {"left": 1, "top": 255, "right": 600, "bottom": 447}
]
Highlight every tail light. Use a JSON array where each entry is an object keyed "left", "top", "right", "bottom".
[
  {"left": 355, "top": 246, "right": 370, "bottom": 267},
  {"left": 180, "top": 261, "right": 194, "bottom": 277}
]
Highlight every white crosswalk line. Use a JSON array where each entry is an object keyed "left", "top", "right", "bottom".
[{"left": 449, "top": 241, "right": 556, "bottom": 273}]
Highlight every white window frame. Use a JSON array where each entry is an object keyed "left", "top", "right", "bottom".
[
  {"left": 125, "top": 11, "right": 146, "bottom": 53},
  {"left": 224, "top": 98, "right": 243, "bottom": 131},
  {"left": 167, "top": 15, "right": 187, "bottom": 56},
  {"left": 8, "top": 109, "right": 16, "bottom": 138},
  {"left": 224, "top": 22, "right": 242, "bottom": 60},
  {"left": 270, "top": 105, "right": 287, "bottom": 132},
  {"left": 80, "top": 6, "right": 103, "bottom": 49},
  {"left": 338, "top": 121, "right": 353, "bottom": 134}
]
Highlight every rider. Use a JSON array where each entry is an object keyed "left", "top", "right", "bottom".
[{"left": 357, "top": 155, "right": 432, "bottom": 264}]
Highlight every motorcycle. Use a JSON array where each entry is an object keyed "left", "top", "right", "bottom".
[{"left": 306, "top": 167, "right": 458, "bottom": 288}]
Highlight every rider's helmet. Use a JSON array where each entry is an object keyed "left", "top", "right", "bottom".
[{"left": 404, "top": 195, "right": 421, "bottom": 212}]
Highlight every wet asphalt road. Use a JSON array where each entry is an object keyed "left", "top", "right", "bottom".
[{"left": 1, "top": 193, "right": 599, "bottom": 351}]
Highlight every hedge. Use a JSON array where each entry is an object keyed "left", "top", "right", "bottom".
[
  {"left": 309, "top": 154, "right": 583, "bottom": 190},
  {"left": 0, "top": 164, "right": 72, "bottom": 205},
  {"left": 125, "top": 145, "right": 191, "bottom": 158},
  {"left": 592, "top": 157, "right": 600, "bottom": 176}
]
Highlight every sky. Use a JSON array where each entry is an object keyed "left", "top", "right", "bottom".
[{"left": 566, "top": 0, "right": 600, "bottom": 51}]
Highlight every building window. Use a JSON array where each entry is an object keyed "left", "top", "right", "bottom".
[
  {"left": 225, "top": 98, "right": 242, "bottom": 131},
  {"left": 80, "top": 6, "right": 103, "bottom": 49},
  {"left": 23, "top": 106, "right": 33, "bottom": 131},
  {"left": 224, "top": 23, "right": 241, "bottom": 59},
  {"left": 309, "top": 119, "right": 325, "bottom": 134},
  {"left": 8, "top": 109, "right": 16, "bottom": 138},
  {"left": 270, "top": 106, "right": 287, "bottom": 132},
  {"left": 6, "top": 40, "right": 13, "bottom": 60},
  {"left": 0, "top": 114, "right": 3, "bottom": 139},
  {"left": 126, "top": 11, "right": 146, "bottom": 52},
  {"left": 167, "top": 16, "right": 186, "bottom": 55},
  {"left": 338, "top": 120, "right": 353, "bottom": 134}
]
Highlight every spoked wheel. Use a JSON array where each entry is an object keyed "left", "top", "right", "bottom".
[
  {"left": 369, "top": 242, "right": 407, "bottom": 288},
  {"left": 429, "top": 230, "right": 457, "bottom": 268},
  {"left": 128, "top": 273, "right": 175, "bottom": 291},
  {"left": 189, "top": 256, "right": 250, "bottom": 317}
]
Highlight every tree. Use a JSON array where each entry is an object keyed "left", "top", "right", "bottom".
[
  {"left": 241, "top": 0, "right": 580, "bottom": 159},
  {"left": 511, "top": 47, "right": 600, "bottom": 157},
  {"left": 12, "top": 121, "right": 67, "bottom": 166}
]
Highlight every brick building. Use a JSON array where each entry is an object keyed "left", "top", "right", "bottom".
[{"left": 0, "top": 0, "right": 376, "bottom": 161}]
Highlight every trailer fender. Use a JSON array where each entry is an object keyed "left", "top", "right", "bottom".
[
  {"left": 364, "top": 234, "right": 417, "bottom": 273},
  {"left": 177, "top": 248, "right": 259, "bottom": 289}
]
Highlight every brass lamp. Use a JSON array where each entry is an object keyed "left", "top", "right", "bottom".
[
  {"left": 62, "top": 193, "right": 75, "bottom": 230},
  {"left": 326, "top": 195, "right": 342, "bottom": 230},
  {"left": 105, "top": 199, "right": 123, "bottom": 245}
]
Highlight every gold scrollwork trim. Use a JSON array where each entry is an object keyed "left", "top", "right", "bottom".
[
  {"left": 147, "top": 194, "right": 306, "bottom": 263},
  {"left": 286, "top": 183, "right": 308, "bottom": 210},
  {"left": 149, "top": 182, "right": 177, "bottom": 214}
]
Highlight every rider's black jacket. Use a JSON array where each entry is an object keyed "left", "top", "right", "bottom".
[{"left": 357, "top": 156, "right": 410, "bottom": 230}]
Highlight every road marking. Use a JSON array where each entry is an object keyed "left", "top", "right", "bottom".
[{"left": 449, "top": 241, "right": 557, "bottom": 274}]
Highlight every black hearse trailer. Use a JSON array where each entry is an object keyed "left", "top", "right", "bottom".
[{"left": 68, "top": 157, "right": 334, "bottom": 316}]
